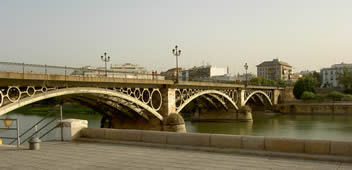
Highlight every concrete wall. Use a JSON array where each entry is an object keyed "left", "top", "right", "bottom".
[
  {"left": 79, "top": 128, "right": 352, "bottom": 157},
  {"left": 191, "top": 110, "right": 237, "bottom": 121},
  {"left": 276, "top": 104, "right": 352, "bottom": 115}
]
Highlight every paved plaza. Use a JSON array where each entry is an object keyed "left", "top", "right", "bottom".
[{"left": 1, "top": 141, "right": 352, "bottom": 170}]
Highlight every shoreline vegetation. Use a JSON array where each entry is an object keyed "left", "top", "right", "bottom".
[
  {"left": 301, "top": 91, "right": 352, "bottom": 102},
  {"left": 10, "top": 104, "right": 99, "bottom": 117}
]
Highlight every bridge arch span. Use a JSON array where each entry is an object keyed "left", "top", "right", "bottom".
[
  {"left": 0, "top": 87, "right": 163, "bottom": 121},
  {"left": 176, "top": 90, "right": 238, "bottom": 114},
  {"left": 244, "top": 90, "right": 273, "bottom": 106}
]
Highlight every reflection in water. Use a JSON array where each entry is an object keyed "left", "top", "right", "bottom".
[
  {"left": 186, "top": 113, "right": 352, "bottom": 141},
  {"left": 1, "top": 112, "right": 352, "bottom": 145}
]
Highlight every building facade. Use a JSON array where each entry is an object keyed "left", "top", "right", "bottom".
[
  {"left": 257, "top": 59, "right": 292, "bottom": 81},
  {"left": 160, "top": 67, "right": 185, "bottom": 80},
  {"left": 188, "top": 65, "right": 228, "bottom": 80},
  {"left": 320, "top": 63, "right": 352, "bottom": 88},
  {"left": 72, "top": 63, "right": 164, "bottom": 80}
]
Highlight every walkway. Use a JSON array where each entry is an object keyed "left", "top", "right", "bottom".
[{"left": 1, "top": 141, "right": 351, "bottom": 170}]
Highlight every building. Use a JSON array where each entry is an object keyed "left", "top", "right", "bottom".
[
  {"left": 160, "top": 67, "right": 185, "bottom": 80},
  {"left": 161, "top": 65, "right": 229, "bottom": 81},
  {"left": 72, "top": 63, "right": 164, "bottom": 80},
  {"left": 257, "top": 59, "right": 292, "bottom": 81},
  {"left": 320, "top": 63, "right": 352, "bottom": 88},
  {"left": 233, "top": 73, "right": 256, "bottom": 82},
  {"left": 188, "top": 65, "right": 228, "bottom": 80},
  {"left": 110, "top": 63, "right": 148, "bottom": 74}
]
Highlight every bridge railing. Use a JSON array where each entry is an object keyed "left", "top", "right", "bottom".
[
  {"left": 0, "top": 61, "right": 289, "bottom": 87},
  {"left": 0, "top": 61, "right": 165, "bottom": 80}
]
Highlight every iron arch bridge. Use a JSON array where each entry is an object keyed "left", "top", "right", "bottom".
[
  {"left": 0, "top": 72, "right": 283, "bottom": 130},
  {"left": 0, "top": 86, "right": 278, "bottom": 117}
]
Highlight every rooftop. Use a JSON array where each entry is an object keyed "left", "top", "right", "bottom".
[{"left": 257, "top": 59, "right": 292, "bottom": 67}]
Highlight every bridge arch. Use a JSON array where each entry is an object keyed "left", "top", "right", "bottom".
[
  {"left": 244, "top": 90, "right": 273, "bottom": 106},
  {"left": 0, "top": 87, "right": 163, "bottom": 120},
  {"left": 176, "top": 90, "right": 238, "bottom": 114}
]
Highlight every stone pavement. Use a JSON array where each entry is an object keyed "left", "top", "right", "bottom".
[{"left": 1, "top": 141, "right": 352, "bottom": 170}]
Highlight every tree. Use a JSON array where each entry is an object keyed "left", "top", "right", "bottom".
[
  {"left": 250, "top": 77, "right": 277, "bottom": 86},
  {"left": 300, "top": 91, "right": 316, "bottom": 100},
  {"left": 312, "top": 71, "right": 321, "bottom": 87},
  {"left": 293, "top": 75, "right": 317, "bottom": 99},
  {"left": 337, "top": 68, "right": 352, "bottom": 89}
]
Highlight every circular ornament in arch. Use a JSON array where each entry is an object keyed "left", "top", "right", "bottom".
[
  {"left": 175, "top": 90, "right": 182, "bottom": 108},
  {"left": 141, "top": 88, "right": 151, "bottom": 104},
  {"left": 7, "top": 86, "right": 21, "bottom": 103},
  {"left": 133, "top": 88, "right": 141, "bottom": 99},
  {"left": 0, "top": 90, "right": 3, "bottom": 107},
  {"left": 127, "top": 88, "right": 132, "bottom": 96},
  {"left": 26, "top": 86, "right": 36, "bottom": 96},
  {"left": 150, "top": 89, "right": 162, "bottom": 111},
  {"left": 41, "top": 86, "right": 47, "bottom": 93},
  {"left": 181, "top": 89, "right": 188, "bottom": 100}
]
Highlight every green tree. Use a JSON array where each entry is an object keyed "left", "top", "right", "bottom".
[
  {"left": 312, "top": 71, "right": 321, "bottom": 87},
  {"left": 250, "top": 77, "right": 277, "bottom": 86},
  {"left": 293, "top": 75, "right": 317, "bottom": 99},
  {"left": 337, "top": 68, "right": 352, "bottom": 89},
  {"left": 300, "top": 91, "right": 316, "bottom": 100}
]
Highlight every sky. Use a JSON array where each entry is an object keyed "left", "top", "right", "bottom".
[{"left": 1, "top": 0, "right": 352, "bottom": 74}]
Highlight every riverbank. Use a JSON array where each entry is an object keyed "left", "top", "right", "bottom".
[{"left": 275, "top": 102, "right": 352, "bottom": 115}]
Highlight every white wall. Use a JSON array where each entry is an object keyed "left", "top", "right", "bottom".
[{"left": 210, "top": 67, "right": 227, "bottom": 77}]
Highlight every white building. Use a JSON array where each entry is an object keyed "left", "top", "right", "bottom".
[
  {"left": 320, "top": 63, "right": 352, "bottom": 88},
  {"left": 110, "top": 63, "right": 148, "bottom": 74},
  {"left": 188, "top": 65, "right": 228, "bottom": 80}
]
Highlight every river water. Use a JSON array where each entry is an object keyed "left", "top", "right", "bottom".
[{"left": 1, "top": 112, "right": 352, "bottom": 145}]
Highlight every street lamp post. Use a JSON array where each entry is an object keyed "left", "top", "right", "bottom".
[
  {"left": 244, "top": 63, "right": 248, "bottom": 86},
  {"left": 172, "top": 45, "right": 181, "bottom": 83},
  {"left": 100, "top": 52, "right": 111, "bottom": 77}
]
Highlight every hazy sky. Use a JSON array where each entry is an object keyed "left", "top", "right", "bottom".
[{"left": 1, "top": 0, "right": 351, "bottom": 74}]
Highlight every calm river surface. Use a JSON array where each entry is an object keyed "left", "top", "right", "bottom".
[{"left": 1, "top": 112, "right": 352, "bottom": 144}]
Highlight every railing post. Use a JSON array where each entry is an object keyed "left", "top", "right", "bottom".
[
  {"left": 44, "top": 64, "right": 47, "bottom": 81},
  {"left": 16, "top": 119, "right": 20, "bottom": 147},
  {"left": 22, "top": 62, "right": 25, "bottom": 79},
  {"left": 35, "top": 125, "right": 38, "bottom": 136},
  {"left": 64, "top": 66, "right": 67, "bottom": 81},
  {"left": 60, "top": 105, "right": 63, "bottom": 141}
]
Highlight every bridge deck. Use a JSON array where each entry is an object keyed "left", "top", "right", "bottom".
[
  {"left": 1, "top": 141, "right": 350, "bottom": 170},
  {"left": 0, "top": 71, "right": 281, "bottom": 89}
]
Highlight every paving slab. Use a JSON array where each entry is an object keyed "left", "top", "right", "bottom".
[{"left": 1, "top": 141, "right": 351, "bottom": 170}]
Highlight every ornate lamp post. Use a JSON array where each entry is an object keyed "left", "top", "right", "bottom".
[
  {"left": 100, "top": 52, "right": 111, "bottom": 77},
  {"left": 244, "top": 63, "right": 248, "bottom": 86},
  {"left": 172, "top": 45, "right": 181, "bottom": 83}
]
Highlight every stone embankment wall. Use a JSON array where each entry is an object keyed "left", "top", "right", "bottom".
[
  {"left": 79, "top": 128, "right": 352, "bottom": 157},
  {"left": 275, "top": 104, "right": 352, "bottom": 114}
]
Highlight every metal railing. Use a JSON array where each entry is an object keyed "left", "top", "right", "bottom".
[
  {"left": 0, "top": 61, "right": 164, "bottom": 80},
  {"left": 4, "top": 106, "right": 64, "bottom": 147},
  {"left": 8, "top": 113, "right": 59, "bottom": 145},
  {"left": 0, "top": 61, "right": 289, "bottom": 87},
  {"left": 0, "top": 119, "right": 20, "bottom": 147}
]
